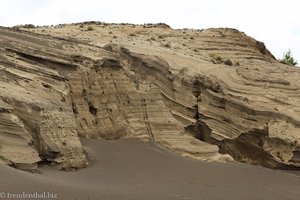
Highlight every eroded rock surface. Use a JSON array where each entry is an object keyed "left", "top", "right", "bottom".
[
  {"left": 1, "top": 23, "right": 300, "bottom": 169},
  {"left": 0, "top": 28, "right": 88, "bottom": 170}
]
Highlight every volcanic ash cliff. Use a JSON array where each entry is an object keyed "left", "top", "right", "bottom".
[{"left": 0, "top": 23, "right": 300, "bottom": 170}]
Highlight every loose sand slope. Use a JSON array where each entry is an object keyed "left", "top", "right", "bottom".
[{"left": 1, "top": 139, "right": 300, "bottom": 200}]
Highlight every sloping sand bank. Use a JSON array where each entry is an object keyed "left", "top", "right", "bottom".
[{"left": 1, "top": 139, "right": 299, "bottom": 200}]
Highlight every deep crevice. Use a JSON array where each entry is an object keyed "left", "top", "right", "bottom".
[
  {"left": 189, "top": 79, "right": 285, "bottom": 169},
  {"left": 88, "top": 104, "right": 97, "bottom": 116}
]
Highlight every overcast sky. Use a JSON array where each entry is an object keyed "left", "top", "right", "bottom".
[{"left": 1, "top": 0, "right": 299, "bottom": 63}]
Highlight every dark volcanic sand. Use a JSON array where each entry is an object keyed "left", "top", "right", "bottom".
[{"left": 0, "top": 139, "right": 300, "bottom": 200}]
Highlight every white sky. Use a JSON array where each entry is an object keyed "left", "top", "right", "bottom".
[{"left": 1, "top": 0, "right": 299, "bottom": 63}]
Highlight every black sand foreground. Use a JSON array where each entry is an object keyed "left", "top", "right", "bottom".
[{"left": 1, "top": 139, "right": 300, "bottom": 200}]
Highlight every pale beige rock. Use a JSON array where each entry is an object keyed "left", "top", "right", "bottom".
[
  {"left": 0, "top": 106, "right": 40, "bottom": 170},
  {"left": 0, "top": 27, "right": 87, "bottom": 170},
  {"left": 1, "top": 22, "right": 300, "bottom": 169}
]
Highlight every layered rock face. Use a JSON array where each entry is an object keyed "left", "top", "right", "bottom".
[
  {"left": 1, "top": 23, "right": 300, "bottom": 170},
  {"left": 0, "top": 28, "right": 88, "bottom": 170}
]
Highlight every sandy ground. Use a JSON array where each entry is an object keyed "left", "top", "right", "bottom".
[{"left": 0, "top": 139, "right": 300, "bottom": 200}]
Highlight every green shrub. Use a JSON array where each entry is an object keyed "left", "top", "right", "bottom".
[
  {"left": 209, "top": 53, "right": 223, "bottom": 64},
  {"left": 280, "top": 49, "right": 297, "bottom": 66},
  {"left": 224, "top": 59, "right": 233, "bottom": 66},
  {"left": 209, "top": 53, "right": 234, "bottom": 66},
  {"left": 215, "top": 56, "right": 223, "bottom": 63},
  {"left": 164, "top": 43, "right": 171, "bottom": 48},
  {"left": 87, "top": 26, "right": 94, "bottom": 31}
]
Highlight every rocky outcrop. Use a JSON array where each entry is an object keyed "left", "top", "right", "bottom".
[
  {"left": 0, "top": 99, "right": 40, "bottom": 170},
  {"left": 0, "top": 27, "right": 87, "bottom": 170},
  {"left": 1, "top": 23, "right": 300, "bottom": 170}
]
